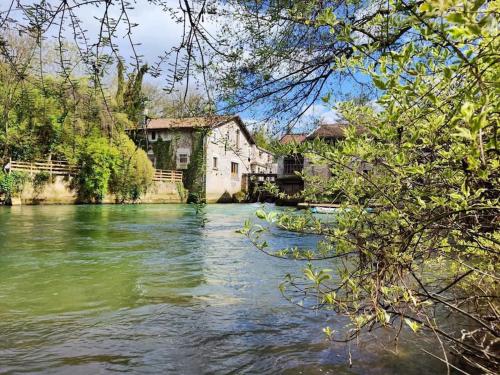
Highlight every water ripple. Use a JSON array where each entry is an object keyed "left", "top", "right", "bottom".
[{"left": 0, "top": 205, "right": 446, "bottom": 374}]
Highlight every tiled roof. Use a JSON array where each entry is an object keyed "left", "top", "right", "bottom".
[
  {"left": 145, "top": 116, "right": 234, "bottom": 130},
  {"left": 140, "top": 115, "right": 255, "bottom": 144},
  {"left": 307, "top": 123, "right": 365, "bottom": 139},
  {"left": 279, "top": 134, "right": 307, "bottom": 144}
]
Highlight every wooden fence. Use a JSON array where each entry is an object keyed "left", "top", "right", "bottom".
[
  {"left": 7, "top": 159, "right": 183, "bottom": 183},
  {"left": 153, "top": 169, "right": 183, "bottom": 183},
  {"left": 8, "top": 159, "right": 77, "bottom": 176}
]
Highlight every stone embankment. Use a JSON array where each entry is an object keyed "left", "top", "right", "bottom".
[{"left": 4, "top": 160, "right": 185, "bottom": 205}]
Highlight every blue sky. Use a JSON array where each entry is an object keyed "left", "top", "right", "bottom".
[{"left": 2, "top": 0, "right": 350, "bottom": 132}]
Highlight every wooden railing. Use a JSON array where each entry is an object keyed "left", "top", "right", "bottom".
[
  {"left": 7, "top": 159, "right": 183, "bottom": 183},
  {"left": 246, "top": 173, "right": 277, "bottom": 183},
  {"left": 283, "top": 162, "right": 304, "bottom": 175},
  {"left": 153, "top": 169, "right": 183, "bottom": 183},
  {"left": 8, "top": 159, "right": 77, "bottom": 176}
]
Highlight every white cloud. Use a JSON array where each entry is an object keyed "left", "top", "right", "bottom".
[{"left": 302, "top": 103, "right": 340, "bottom": 123}]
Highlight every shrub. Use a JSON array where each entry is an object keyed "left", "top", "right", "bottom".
[
  {"left": 0, "top": 171, "right": 28, "bottom": 203},
  {"left": 33, "top": 171, "right": 51, "bottom": 194},
  {"left": 75, "top": 137, "right": 119, "bottom": 203},
  {"left": 110, "top": 134, "right": 154, "bottom": 202},
  {"left": 74, "top": 134, "right": 154, "bottom": 203},
  {"left": 233, "top": 191, "right": 246, "bottom": 203}
]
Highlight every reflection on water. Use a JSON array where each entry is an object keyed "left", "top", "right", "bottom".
[{"left": 0, "top": 204, "right": 446, "bottom": 374}]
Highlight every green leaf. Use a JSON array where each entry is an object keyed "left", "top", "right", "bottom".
[
  {"left": 405, "top": 318, "right": 422, "bottom": 333},
  {"left": 472, "top": 0, "right": 486, "bottom": 11},
  {"left": 416, "top": 197, "right": 426, "bottom": 208},
  {"left": 304, "top": 268, "right": 316, "bottom": 282},
  {"left": 322, "top": 326, "right": 335, "bottom": 339},
  {"left": 373, "top": 77, "right": 387, "bottom": 90},
  {"left": 443, "top": 67, "right": 452, "bottom": 79},
  {"left": 460, "top": 102, "right": 474, "bottom": 120},
  {"left": 453, "top": 127, "right": 472, "bottom": 139},
  {"left": 418, "top": 2, "right": 431, "bottom": 12},
  {"left": 447, "top": 13, "right": 466, "bottom": 24},
  {"left": 255, "top": 209, "right": 266, "bottom": 219}
]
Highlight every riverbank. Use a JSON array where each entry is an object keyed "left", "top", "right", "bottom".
[{"left": 3, "top": 175, "right": 185, "bottom": 205}]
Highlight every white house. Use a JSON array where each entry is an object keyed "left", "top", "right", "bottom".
[{"left": 137, "top": 116, "right": 275, "bottom": 203}]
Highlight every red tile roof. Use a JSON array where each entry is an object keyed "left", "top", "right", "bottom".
[
  {"left": 145, "top": 116, "right": 234, "bottom": 130},
  {"left": 279, "top": 134, "right": 307, "bottom": 145},
  {"left": 307, "top": 123, "right": 365, "bottom": 139},
  {"left": 142, "top": 115, "right": 255, "bottom": 144}
]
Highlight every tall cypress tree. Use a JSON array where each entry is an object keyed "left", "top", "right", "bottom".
[{"left": 115, "top": 62, "right": 148, "bottom": 125}]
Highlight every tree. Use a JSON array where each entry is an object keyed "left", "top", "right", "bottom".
[
  {"left": 166, "top": 0, "right": 416, "bottom": 126},
  {"left": 251, "top": 123, "right": 277, "bottom": 150},
  {"left": 161, "top": 89, "right": 215, "bottom": 118},
  {"left": 238, "top": 1, "right": 499, "bottom": 373},
  {"left": 116, "top": 61, "right": 149, "bottom": 125},
  {"left": 0, "top": 31, "right": 154, "bottom": 202},
  {"left": 140, "top": 83, "right": 215, "bottom": 118}
]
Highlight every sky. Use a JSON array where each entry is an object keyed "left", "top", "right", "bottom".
[{"left": 1, "top": 0, "right": 342, "bottom": 131}]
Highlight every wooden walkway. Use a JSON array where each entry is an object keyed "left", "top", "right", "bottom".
[
  {"left": 7, "top": 159, "right": 183, "bottom": 183},
  {"left": 8, "top": 160, "right": 77, "bottom": 176}
]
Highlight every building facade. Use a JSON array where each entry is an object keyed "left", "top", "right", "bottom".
[
  {"left": 275, "top": 124, "right": 367, "bottom": 204},
  {"left": 133, "top": 116, "right": 275, "bottom": 203}
]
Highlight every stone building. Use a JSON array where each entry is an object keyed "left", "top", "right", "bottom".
[
  {"left": 275, "top": 134, "right": 307, "bottom": 200},
  {"left": 275, "top": 123, "right": 367, "bottom": 204},
  {"left": 133, "top": 116, "right": 275, "bottom": 203}
]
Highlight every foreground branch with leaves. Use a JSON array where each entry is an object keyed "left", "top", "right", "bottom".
[{"left": 240, "top": 1, "right": 499, "bottom": 373}]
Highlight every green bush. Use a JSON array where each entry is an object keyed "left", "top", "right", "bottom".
[
  {"left": 75, "top": 137, "right": 119, "bottom": 203},
  {"left": 233, "top": 191, "right": 246, "bottom": 203},
  {"left": 0, "top": 171, "right": 28, "bottom": 202},
  {"left": 75, "top": 135, "right": 154, "bottom": 203},
  {"left": 33, "top": 171, "right": 51, "bottom": 193},
  {"left": 110, "top": 134, "right": 154, "bottom": 202}
]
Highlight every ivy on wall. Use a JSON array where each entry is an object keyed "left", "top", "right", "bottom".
[
  {"left": 151, "top": 138, "right": 175, "bottom": 170},
  {"left": 0, "top": 171, "right": 28, "bottom": 203},
  {"left": 183, "top": 129, "right": 207, "bottom": 203},
  {"left": 32, "top": 171, "right": 52, "bottom": 195}
]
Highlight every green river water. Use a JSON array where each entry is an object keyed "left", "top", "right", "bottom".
[{"left": 0, "top": 204, "right": 447, "bottom": 374}]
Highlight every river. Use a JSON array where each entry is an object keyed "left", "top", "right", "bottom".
[{"left": 0, "top": 204, "right": 447, "bottom": 374}]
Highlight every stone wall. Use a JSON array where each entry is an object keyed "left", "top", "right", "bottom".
[
  {"left": 205, "top": 120, "right": 252, "bottom": 203},
  {"left": 14, "top": 176, "right": 184, "bottom": 205}
]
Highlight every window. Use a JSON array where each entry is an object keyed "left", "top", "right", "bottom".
[
  {"left": 213, "top": 157, "right": 218, "bottom": 169},
  {"left": 176, "top": 150, "right": 190, "bottom": 169},
  {"left": 151, "top": 131, "right": 157, "bottom": 141},
  {"left": 283, "top": 154, "right": 304, "bottom": 175},
  {"left": 231, "top": 162, "right": 239, "bottom": 176},
  {"left": 179, "top": 154, "right": 188, "bottom": 164},
  {"left": 236, "top": 129, "right": 240, "bottom": 149}
]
